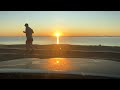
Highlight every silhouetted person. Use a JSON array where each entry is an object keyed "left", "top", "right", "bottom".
[{"left": 23, "top": 23, "right": 34, "bottom": 51}]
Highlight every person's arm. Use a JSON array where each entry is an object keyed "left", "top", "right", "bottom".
[
  {"left": 23, "top": 31, "right": 26, "bottom": 33},
  {"left": 23, "top": 29, "right": 26, "bottom": 33}
]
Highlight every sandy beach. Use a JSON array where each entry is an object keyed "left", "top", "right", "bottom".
[{"left": 0, "top": 44, "right": 120, "bottom": 62}]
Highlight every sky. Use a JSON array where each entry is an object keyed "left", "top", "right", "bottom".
[{"left": 0, "top": 11, "right": 120, "bottom": 36}]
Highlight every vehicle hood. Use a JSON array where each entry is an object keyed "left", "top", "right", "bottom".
[{"left": 0, "top": 58, "right": 120, "bottom": 78}]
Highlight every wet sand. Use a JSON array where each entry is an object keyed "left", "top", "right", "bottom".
[{"left": 0, "top": 44, "right": 120, "bottom": 62}]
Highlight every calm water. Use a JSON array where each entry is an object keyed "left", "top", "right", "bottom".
[{"left": 0, "top": 36, "right": 120, "bottom": 46}]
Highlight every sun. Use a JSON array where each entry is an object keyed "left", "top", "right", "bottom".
[{"left": 55, "top": 32, "right": 60, "bottom": 37}]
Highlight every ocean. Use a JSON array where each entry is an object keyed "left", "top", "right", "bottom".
[{"left": 0, "top": 36, "right": 120, "bottom": 46}]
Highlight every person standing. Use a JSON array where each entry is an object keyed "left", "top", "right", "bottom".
[{"left": 23, "top": 23, "right": 34, "bottom": 51}]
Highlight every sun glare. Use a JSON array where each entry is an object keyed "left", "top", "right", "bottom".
[
  {"left": 55, "top": 33, "right": 60, "bottom": 37},
  {"left": 42, "top": 58, "right": 73, "bottom": 71},
  {"left": 56, "top": 60, "right": 59, "bottom": 64}
]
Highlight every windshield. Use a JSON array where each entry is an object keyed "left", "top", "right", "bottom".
[{"left": 0, "top": 11, "right": 120, "bottom": 79}]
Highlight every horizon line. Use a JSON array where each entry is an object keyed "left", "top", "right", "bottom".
[{"left": 1, "top": 35, "right": 120, "bottom": 37}]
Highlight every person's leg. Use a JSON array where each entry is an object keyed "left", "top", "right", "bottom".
[
  {"left": 26, "top": 40, "right": 30, "bottom": 51},
  {"left": 30, "top": 40, "right": 33, "bottom": 50},
  {"left": 25, "top": 40, "right": 28, "bottom": 53},
  {"left": 29, "top": 38, "right": 33, "bottom": 50}
]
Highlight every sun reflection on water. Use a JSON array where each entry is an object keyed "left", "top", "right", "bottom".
[
  {"left": 57, "top": 36, "right": 59, "bottom": 44},
  {"left": 55, "top": 32, "right": 60, "bottom": 44}
]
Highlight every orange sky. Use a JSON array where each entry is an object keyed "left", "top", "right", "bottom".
[
  {"left": 0, "top": 11, "right": 120, "bottom": 36},
  {"left": 0, "top": 28, "right": 120, "bottom": 36}
]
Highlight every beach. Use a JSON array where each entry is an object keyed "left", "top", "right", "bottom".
[{"left": 0, "top": 44, "right": 120, "bottom": 62}]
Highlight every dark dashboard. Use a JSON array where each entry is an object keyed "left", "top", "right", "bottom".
[{"left": 0, "top": 73, "right": 116, "bottom": 79}]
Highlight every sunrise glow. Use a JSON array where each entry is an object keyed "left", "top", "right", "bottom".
[
  {"left": 55, "top": 33, "right": 60, "bottom": 37},
  {"left": 0, "top": 11, "right": 120, "bottom": 36}
]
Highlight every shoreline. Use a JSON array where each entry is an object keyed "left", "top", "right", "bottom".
[{"left": 0, "top": 44, "right": 120, "bottom": 62}]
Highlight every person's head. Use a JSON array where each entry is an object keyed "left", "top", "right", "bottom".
[{"left": 24, "top": 23, "right": 29, "bottom": 27}]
